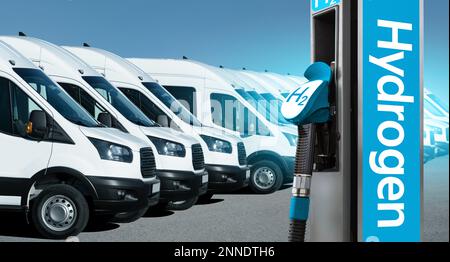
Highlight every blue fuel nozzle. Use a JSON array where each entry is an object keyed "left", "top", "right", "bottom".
[
  {"left": 282, "top": 62, "right": 333, "bottom": 242},
  {"left": 281, "top": 62, "right": 332, "bottom": 125}
]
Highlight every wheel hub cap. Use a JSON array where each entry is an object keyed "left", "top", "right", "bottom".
[
  {"left": 254, "top": 167, "right": 276, "bottom": 190},
  {"left": 41, "top": 195, "right": 77, "bottom": 232}
]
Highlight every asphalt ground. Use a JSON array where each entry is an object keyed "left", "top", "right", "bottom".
[{"left": 0, "top": 156, "right": 447, "bottom": 242}]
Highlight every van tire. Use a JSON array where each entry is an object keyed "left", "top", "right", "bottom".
[
  {"left": 31, "top": 184, "right": 89, "bottom": 239},
  {"left": 249, "top": 160, "right": 283, "bottom": 194},
  {"left": 167, "top": 196, "right": 198, "bottom": 211}
]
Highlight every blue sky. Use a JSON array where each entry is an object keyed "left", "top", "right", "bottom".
[{"left": 0, "top": 0, "right": 448, "bottom": 101}]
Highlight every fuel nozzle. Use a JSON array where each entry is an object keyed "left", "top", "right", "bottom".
[{"left": 281, "top": 62, "right": 332, "bottom": 242}]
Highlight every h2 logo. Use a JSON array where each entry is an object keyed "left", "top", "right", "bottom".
[
  {"left": 281, "top": 80, "right": 323, "bottom": 121},
  {"left": 287, "top": 87, "right": 310, "bottom": 106}
]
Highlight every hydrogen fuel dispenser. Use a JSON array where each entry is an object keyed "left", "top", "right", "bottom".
[{"left": 283, "top": 0, "right": 423, "bottom": 242}]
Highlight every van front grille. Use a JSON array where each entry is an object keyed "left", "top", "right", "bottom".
[
  {"left": 140, "top": 148, "right": 156, "bottom": 178},
  {"left": 192, "top": 144, "right": 205, "bottom": 170},
  {"left": 237, "top": 142, "right": 247, "bottom": 166}
]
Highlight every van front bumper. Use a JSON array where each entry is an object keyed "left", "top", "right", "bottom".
[
  {"left": 156, "top": 170, "right": 208, "bottom": 202},
  {"left": 87, "top": 176, "right": 160, "bottom": 218},
  {"left": 206, "top": 165, "right": 250, "bottom": 193}
]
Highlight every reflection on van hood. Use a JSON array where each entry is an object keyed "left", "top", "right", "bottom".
[
  {"left": 193, "top": 126, "right": 243, "bottom": 145},
  {"left": 139, "top": 126, "right": 200, "bottom": 147},
  {"left": 79, "top": 126, "right": 150, "bottom": 151}
]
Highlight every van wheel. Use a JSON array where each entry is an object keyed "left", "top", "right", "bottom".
[
  {"left": 167, "top": 196, "right": 198, "bottom": 211},
  {"left": 249, "top": 160, "right": 283, "bottom": 194},
  {"left": 31, "top": 184, "right": 89, "bottom": 239}
]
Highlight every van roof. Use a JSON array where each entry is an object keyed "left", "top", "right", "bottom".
[
  {"left": 241, "top": 70, "right": 288, "bottom": 94},
  {"left": 286, "top": 74, "right": 308, "bottom": 85},
  {"left": 0, "top": 40, "right": 37, "bottom": 71},
  {"left": 224, "top": 69, "right": 268, "bottom": 92},
  {"left": 127, "top": 58, "right": 234, "bottom": 91},
  {"left": 63, "top": 46, "right": 156, "bottom": 86},
  {"left": 209, "top": 66, "right": 254, "bottom": 90},
  {"left": 263, "top": 72, "right": 303, "bottom": 90},
  {"left": 0, "top": 36, "right": 101, "bottom": 80}
]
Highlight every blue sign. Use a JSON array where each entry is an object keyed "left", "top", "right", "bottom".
[
  {"left": 362, "top": 0, "right": 422, "bottom": 242},
  {"left": 311, "top": 0, "right": 341, "bottom": 13}
]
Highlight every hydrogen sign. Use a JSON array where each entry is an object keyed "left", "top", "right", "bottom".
[
  {"left": 361, "top": 0, "right": 422, "bottom": 242},
  {"left": 311, "top": 0, "right": 341, "bottom": 13}
]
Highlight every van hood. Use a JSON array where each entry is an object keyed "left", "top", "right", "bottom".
[
  {"left": 193, "top": 126, "right": 243, "bottom": 145},
  {"left": 140, "top": 126, "right": 200, "bottom": 147},
  {"left": 79, "top": 126, "right": 150, "bottom": 151}
]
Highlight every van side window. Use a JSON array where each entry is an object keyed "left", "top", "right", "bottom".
[
  {"left": 10, "top": 82, "right": 44, "bottom": 137},
  {"left": 210, "top": 93, "right": 271, "bottom": 137},
  {"left": 120, "top": 87, "right": 181, "bottom": 131},
  {"left": 164, "top": 86, "right": 197, "bottom": 116},
  {"left": 0, "top": 77, "right": 13, "bottom": 134},
  {"left": 58, "top": 82, "right": 107, "bottom": 120}
]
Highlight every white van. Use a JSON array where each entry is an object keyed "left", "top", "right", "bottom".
[
  {"left": 215, "top": 68, "right": 296, "bottom": 129},
  {"left": 62, "top": 47, "right": 249, "bottom": 200},
  {"left": 423, "top": 125, "right": 436, "bottom": 163},
  {"left": 285, "top": 74, "right": 308, "bottom": 88},
  {"left": 424, "top": 88, "right": 449, "bottom": 124},
  {"left": 241, "top": 71, "right": 290, "bottom": 100},
  {"left": 245, "top": 71, "right": 307, "bottom": 99},
  {"left": 0, "top": 41, "right": 160, "bottom": 239},
  {"left": 261, "top": 72, "right": 305, "bottom": 94},
  {"left": 127, "top": 59, "right": 297, "bottom": 194},
  {"left": 0, "top": 36, "right": 207, "bottom": 210},
  {"left": 425, "top": 118, "right": 449, "bottom": 157}
]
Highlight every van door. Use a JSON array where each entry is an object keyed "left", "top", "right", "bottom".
[{"left": 0, "top": 76, "right": 52, "bottom": 206}]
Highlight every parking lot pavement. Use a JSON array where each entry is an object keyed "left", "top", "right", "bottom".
[
  {"left": 0, "top": 185, "right": 292, "bottom": 242},
  {"left": 1, "top": 156, "right": 447, "bottom": 242}
]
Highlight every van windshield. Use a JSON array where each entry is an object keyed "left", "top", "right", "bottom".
[
  {"left": 13, "top": 68, "right": 100, "bottom": 127},
  {"left": 142, "top": 82, "right": 202, "bottom": 127},
  {"left": 82, "top": 76, "right": 157, "bottom": 127}
]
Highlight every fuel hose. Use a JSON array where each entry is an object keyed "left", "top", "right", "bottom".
[{"left": 288, "top": 124, "right": 315, "bottom": 242}]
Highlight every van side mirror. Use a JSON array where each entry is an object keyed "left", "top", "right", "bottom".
[
  {"left": 26, "top": 110, "right": 47, "bottom": 139},
  {"left": 97, "top": 112, "right": 112, "bottom": 127}
]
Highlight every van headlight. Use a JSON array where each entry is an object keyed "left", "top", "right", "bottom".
[
  {"left": 88, "top": 137, "right": 133, "bottom": 163},
  {"left": 200, "top": 135, "right": 232, "bottom": 154},
  {"left": 283, "top": 132, "right": 298, "bottom": 147},
  {"left": 148, "top": 137, "right": 186, "bottom": 157}
]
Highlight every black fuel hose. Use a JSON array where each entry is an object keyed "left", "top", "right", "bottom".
[{"left": 288, "top": 124, "right": 316, "bottom": 242}]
